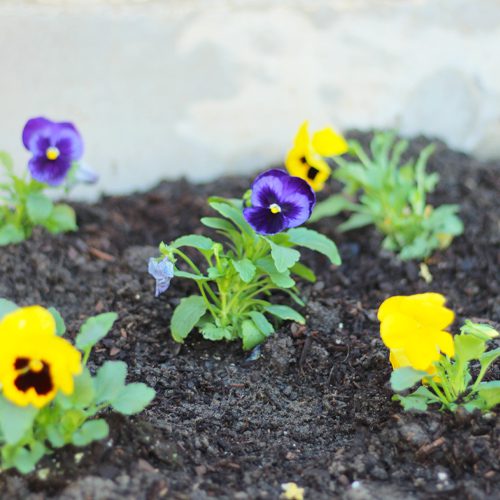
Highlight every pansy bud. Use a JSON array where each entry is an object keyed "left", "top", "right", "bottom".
[{"left": 148, "top": 256, "right": 174, "bottom": 297}]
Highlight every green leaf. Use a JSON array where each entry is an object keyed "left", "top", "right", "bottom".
[
  {"left": 71, "top": 368, "right": 96, "bottom": 407},
  {"left": 0, "top": 396, "right": 38, "bottom": 444},
  {"left": 72, "top": 419, "right": 109, "bottom": 446},
  {"left": 172, "top": 234, "right": 215, "bottom": 251},
  {"left": 43, "top": 204, "right": 77, "bottom": 234},
  {"left": 209, "top": 200, "right": 253, "bottom": 236},
  {"left": 461, "top": 320, "right": 499, "bottom": 342},
  {"left": 0, "top": 223, "right": 25, "bottom": 245},
  {"left": 0, "top": 151, "right": 14, "bottom": 170},
  {"left": 390, "top": 367, "right": 427, "bottom": 392},
  {"left": 290, "top": 262, "right": 316, "bottom": 283},
  {"left": 394, "top": 386, "right": 437, "bottom": 411},
  {"left": 174, "top": 269, "right": 209, "bottom": 281},
  {"left": 95, "top": 361, "right": 127, "bottom": 404},
  {"left": 454, "top": 333, "right": 486, "bottom": 363},
  {"left": 111, "top": 383, "right": 156, "bottom": 415},
  {"left": 287, "top": 227, "right": 341, "bottom": 265},
  {"left": 337, "top": 213, "right": 373, "bottom": 232},
  {"left": 476, "top": 381, "right": 500, "bottom": 409},
  {"left": 200, "top": 323, "right": 233, "bottom": 341},
  {"left": 232, "top": 259, "right": 256, "bottom": 283},
  {"left": 26, "top": 192, "right": 53, "bottom": 224},
  {"left": 268, "top": 240, "right": 300, "bottom": 273},
  {"left": 0, "top": 298, "right": 18, "bottom": 320},
  {"left": 241, "top": 319, "right": 267, "bottom": 350},
  {"left": 48, "top": 306, "right": 66, "bottom": 336},
  {"left": 265, "top": 305, "right": 305, "bottom": 324},
  {"left": 480, "top": 347, "right": 500, "bottom": 373},
  {"left": 201, "top": 217, "right": 237, "bottom": 233},
  {"left": 170, "top": 295, "right": 207, "bottom": 343},
  {"left": 75, "top": 312, "right": 118, "bottom": 351},
  {"left": 309, "top": 195, "right": 355, "bottom": 222},
  {"left": 11, "top": 441, "right": 45, "bottom": 474},
  {"left": 249, "top": 311, "right": 274, "bottom": 337}
]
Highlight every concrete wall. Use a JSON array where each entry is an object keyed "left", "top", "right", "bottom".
[{"left": 0, "top": 0, "right": 499, "bottom": 199}]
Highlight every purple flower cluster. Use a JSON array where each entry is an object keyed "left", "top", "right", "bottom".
[
  {"left": 243, "top": 169, "right": 315, "bottom": 235},
  {"left": 23, "top": 117, "right": 84, "bottom": 186}
]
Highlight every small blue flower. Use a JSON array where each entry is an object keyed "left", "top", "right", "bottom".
[{"left": 148, "top": 256, "right": 174, "bottom": 297}]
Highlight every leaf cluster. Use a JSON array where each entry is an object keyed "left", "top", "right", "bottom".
[
  {"left": 311, "top": 132, "right": 463, "bottom": 260},
  {"left": 158, "top": 197, "right": 341, "bottom": 350},
  {"left": 390, "top": 320, "right": 499, "bottom": 412},
  {"left": 0, "top": 152, "right": 76, "bottom": 245},
  {"left": 0, "top": 299, "right": 155, "bottom": 473}
]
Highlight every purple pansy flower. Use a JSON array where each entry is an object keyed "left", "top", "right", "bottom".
[
  {"left": 22, "top": 117, "right": 84, "bottom": 186},
  {"left": 148, "top": 256, "right": 175, "bottom": 297},
  {"left": 243, "top": 169, "right": 316, "bottom": 235}
]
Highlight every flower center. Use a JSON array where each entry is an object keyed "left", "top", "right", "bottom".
[
  {"left": 307, "top": 166, "right": 319, "bottom": 180},
  {"left": 13, "top": 357, "right": 53, "bottom": 395},
  {"left": 269, "top": 203, "right": 282, "bottom": 214},
  {"left": 46, "top": 146, "right": 60, "bottom": 160}
]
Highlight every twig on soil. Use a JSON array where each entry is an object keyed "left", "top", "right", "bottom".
[{"left": 88, "top": 246, "right": 116, "bottom": 262}]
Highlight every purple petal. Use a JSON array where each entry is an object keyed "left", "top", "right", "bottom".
[
  {"left": 148, "top": 256, "right": 174, "bottom": 296},
  {"left": 243, "top": 206, "right": 287, "bottom": 235},
  {"left": 22, "top": 117, "right": 53, "bottom": 154},
  {"left": 281, "top": 175, "right": 316, "bottom": 215},
  {"left": 74, "top": 162, "right": 99, "bottom": 185},
  {"left": 22, "top": 117, "right": 84, "bottom": 160},
  {"left": 28, "top": 155, "right": 72, "bottom": 186},
  {"left": 250, "top": 169, "right": 289, "bottom": 207}
]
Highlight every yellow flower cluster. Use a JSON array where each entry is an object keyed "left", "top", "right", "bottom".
[
  {"left": 378, "top": 293, "right": 455, "bottom": 374},
  {"left": 285, "top": 121, "right": 348, "bottom": 192},
  {"left": 0, "top": 306, "right": 81, "bottom": 408}
]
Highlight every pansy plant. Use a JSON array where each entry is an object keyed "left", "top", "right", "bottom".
[
  {"left": 0, "top": 117, "right": 98, "bottom": 245},
  {"left": 150, "top": 169, "right": 341, "bottom": 350},
  {"left": 311, "top": 132, "right": 464, "bottom": 261},
  {"left": 0, "top": 299, "right": 155, "bottom": 473},
  {"left": 378, "top": 293, "right": 499, "bottom": 412}
]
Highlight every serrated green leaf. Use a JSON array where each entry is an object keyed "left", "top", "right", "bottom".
[
  {"left": 172, "top": 234, "right": 215, "bottom": 251},
  {"left": 390, "top": 367, "right": 427, "bottom": 392},
  {"left": 95, "top": 361, "right": 127, "bottom": 404},
  {"left": 480, "top": 347, "right": 500, "bottom": 373},
  {"left": 111, "top": 383, "right": 155, "bottom": 415},
  {"left": 241, "top": 319, "right": 266, "bottom": 350},
  {"left": 0, "top": 223, "right": 25, "bottom": 245},
  {"left": 171, "top": 295, "right": 207, "bottom": 343},
  {"left": 0, "top": 298, "right": 18, "bottom": 320},
  {"left": 43, "top": 204, "right": 77, "bottom": 234},
  {"left": 209, "top": 200, "right": 253, "bottom": 236},
  {"left": 0, "top": 396, "right": 38, "bottom": 444},
  {"left": 75, "top": 312, "right": 118, "bottom": 351},
  {"left": 200, "top": 323, "right": 233, "bottom": 341},
  {"left": 454, "top": 333, "right": 486, "bottom": 363},
  {"left": 268, "top": 240, "right": 300, "bottom": 273},
  {"left": 232, "top": 258, "right": 256, "bottom": 283},
  {"left": 287, "top": 227, "right": 341, "bottom": 265},
  {"left": 265, "top": 305, "right": 305, "bottom": 324},
  {"left": 26, "top": 192, "right": 53, "bottom": 224},
  {"left": 72, "top": 419, "right": 109, "bottom": 446},
  {"left": 48, "top": 306, "right": 66, "bottom": 336},
  {"left": 200, "top": 217, "right": 237, "bottom": 233},
  {"left": 476, "top": 381, "right": 500, "bottom": 409}
]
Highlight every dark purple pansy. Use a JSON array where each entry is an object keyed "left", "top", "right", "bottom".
[
  {"left": 22, "top": 117, "right": 84, "bottom": 186},
  {"left": 243, "top": 169, "right": 316, "bottom": 235}
]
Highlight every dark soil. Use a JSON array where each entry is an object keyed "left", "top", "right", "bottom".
[{"left": 0, "top": 134, "right": 498, "bottom": 500}]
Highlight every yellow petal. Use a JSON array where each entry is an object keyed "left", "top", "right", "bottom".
[
  {"left": 294, "top": 121, "right": 310, "bottom": 149},
  {"left": 0, "top": 306, "right": 56, "bottom": 338},
  {"left": 312, "top": 127, "right": 348, "bottom": 156},
  {"left": 380, "top": 312, "right": 421, "bottom": 350},
  {"left": 403, "top": 329, "right": 442, "bottom": 371},
  {"left": 435, "top": 329, "right": 455, "bottom": 357}
]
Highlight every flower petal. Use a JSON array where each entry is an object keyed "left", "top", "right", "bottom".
[
  {"left": 148, "top": 257, "right": 174, "bottom": 296},
  {"left": 0, "top": 305, "right": 55, "bottom": 338},
  {"left": 28, "top": 155, "right": 73, "bottom": 186},
  {"left": 53, "top": 122, "right": 84, "bottom": 160},
  {"left": 22, "top": 117, "right": 53, "bottom": 153},
  {"left": 250, "top": 169, "right": 289, "bottom": 207},
  {"left": 243, "top": 206, "right": 287, "bottom": 235},
  {"left": 312, "top": 127, "right": 348, "bottom": 156}
]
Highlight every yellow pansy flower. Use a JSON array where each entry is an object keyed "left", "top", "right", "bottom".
[
  {"left": 0, "top": 306, "right": 82, "bottom": 408},
  {"left": 378, "top": 293, "right": 455, "bottom": 373},
  {"left": 285, "top": 121, "right": 348, "bottom": 192}
]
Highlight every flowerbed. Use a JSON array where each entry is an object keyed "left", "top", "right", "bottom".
[{"left": 0, "top": 133, "right": 498, "bottom": 499}]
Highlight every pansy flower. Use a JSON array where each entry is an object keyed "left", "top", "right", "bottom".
[
  {"left": 148, "top": 256, "right": 175, "bottom": 296},
  {"left": 22, "top": 117, "right": 84, "bottom": 186},
  {"left": 243, "top": 169, "right": 315, "bottom": 235},
  {"left": 378, "top": 293, "right": 455, "bottom": 374},
  {"left": 0, "top": 306, "right": 82, "bottom": 408},
  {"left": 285, "top": 121, "right": 348, "bottom": 191}
]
